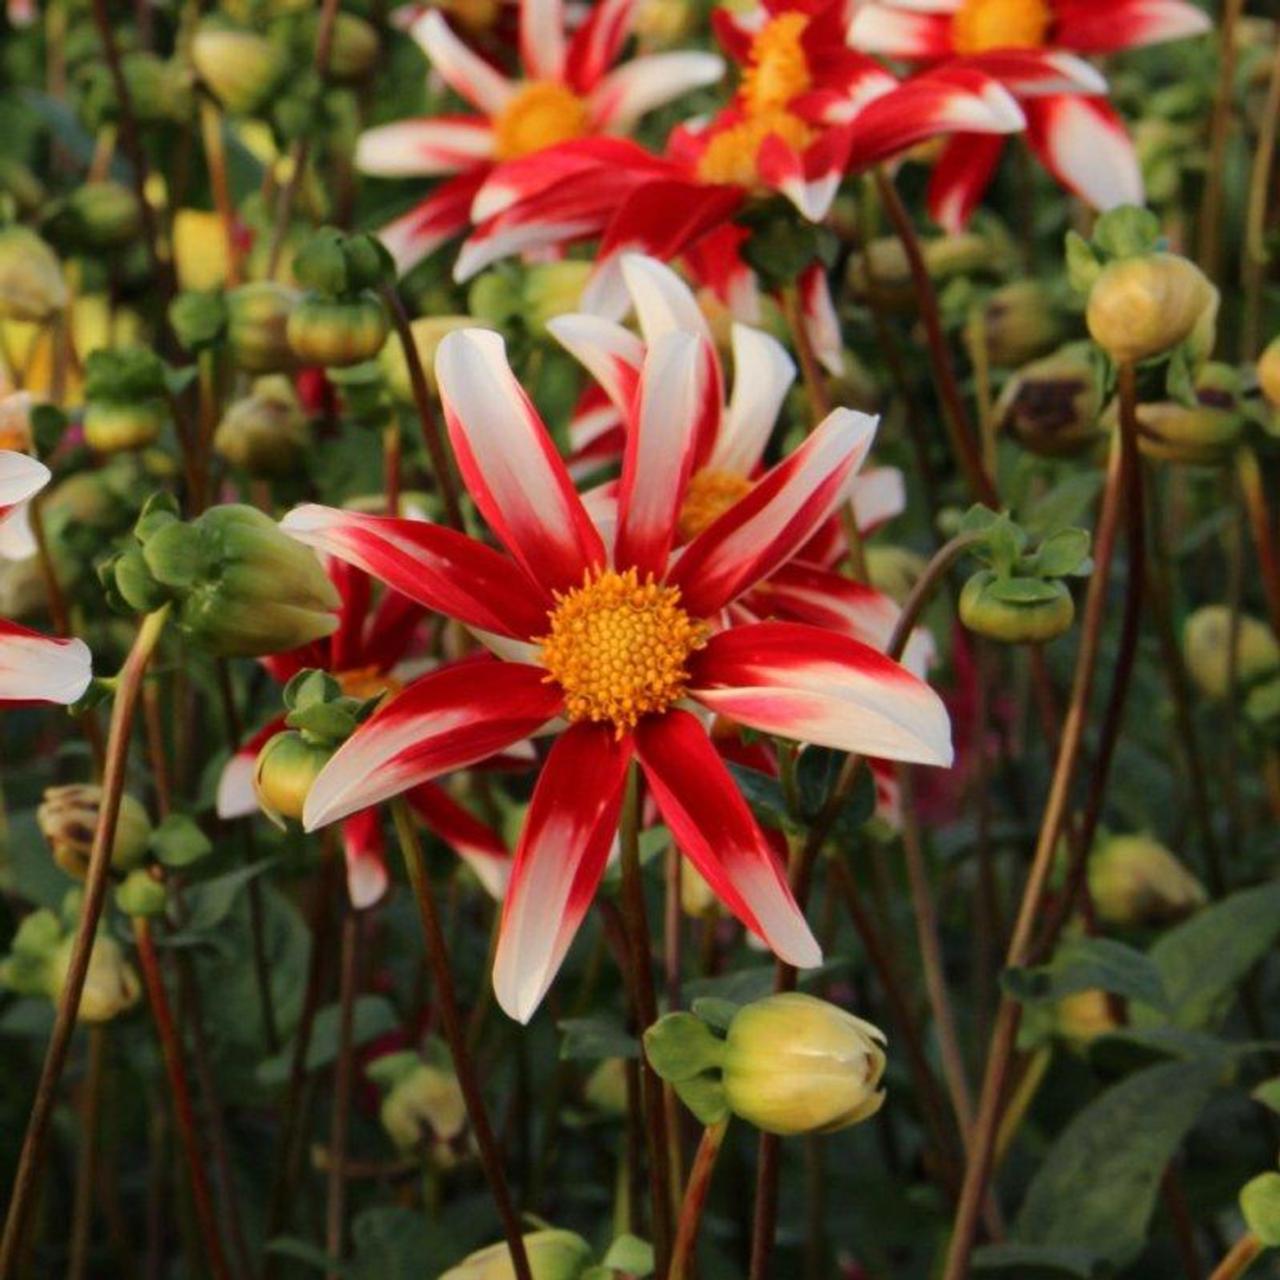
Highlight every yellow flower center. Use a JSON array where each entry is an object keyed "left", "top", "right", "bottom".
[
  {"left": 537, "top": 567, "right": 709, "bottom": 735},
  {"left": 335, "top": 665, "right": 402, "bottom": 701},
  {"left": 952, "top": 0, "right": 1051, "bottom": 53},
  {"left": 741, "top": 12, "right": 812, "bottom": 115},
  {"left": 678, "top": 468, "right": 754, "bottom": 540},
  {"left": 696, "top": 110, "right": 817, "bottom": 188},
  {"left": 493, "top": 81, "right": 591, "bottom": 161}
]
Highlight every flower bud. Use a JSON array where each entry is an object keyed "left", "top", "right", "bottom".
[
  {"left": 847, "top": 237, "right": 912, "bottom": 309},
  {"left": 679, "top": 858, "right": 720, "bottom": 919},
  {"left": 65, "top": 182, "right": 143, "bottom": 250},
  {"left": 50, "top": 932, "right": 141, "bottom": 1023},
  {"left": 1244, "top": 673, "right": 1280, "bottom": 736},
  {"left": 378, "top": 315, "right": 482, "bottom": 398},
  {"left": 440, "top": 1230, "right": 593, "bottom": 1280},
  {"left": 324, "top": 12, "right": 380, "bottom": 81},
  {"left": 226, "top": 281, "right": 299, "bottom": 373},
  {"left": 1257, "top": 336, "right": 1280, "bottom": 409},
  {"left": 995, "top": 344, "right": 1104, "bottom": 457},
  {"left": 0, "top": 226, "right": 68, "bottom": 322},
  {"left": 523, "top": 262, "right": 592, "bottom": 336},
  {"left": 583, "top": 1058, "right": 629, "bottom": 1115},
  {"left": 37, "top": 785, "right": 153, "bottom": 879},
  {"left": 959, "top": 570, "right": 1075, "bottom": 644},
  {"left": 1086, "top": 253, "right": 1218, "bottom": 366},
  {"left": 253, "top": 730, "right": 333, "bottom": 824},
  {"left": 1116, "top": 361, "right": 1243, "bottom": 465},
  {"left": 214, "top": 378, "right": 308, "bottom": 476},
  {"left": 122, "top": 52, "right": 194, "bottom": 124},
  {"left": 375, "top": 1056, "right": 467, "bottom": 1157},
  {"left": 83, "top": 400, "right": 167, "bottom": 454},
  {"left": 864, "top": 545, "right": 927, "bottom": 605},
  {"left": 1055, "top": 988, "right": 1119, "bottom": 1049},
  {"left": 1183, "top": 605, "right": 1280, "bottom": 699},
  {"left": 1088, "top": 833, "right": 1207, "bottom": 926},
  {"left": 191, "top": 23, "right": 285, "bottom": 115},
  {"left": 979, "top": 281, "right": 1061, "bottom": 369},
  {"left": 83, "top": 347, "right": 170, "bottom": 454},
  {"left": 721, "top": 993, "right": 886, "bottom": 1136},
  {"left": 116, "top": 867, "right": 168, "bottom": 917},
  {"left": 173, "top": 210, "right": 232, "bottom": 292},
  {"left": 287, "top": 294, "right": 388, "bottom": 368}
]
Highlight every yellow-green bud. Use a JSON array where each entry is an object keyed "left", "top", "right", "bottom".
[
  {"left": 191, "top": 24, "right": 285, "bottom": 114},
  {"left": 865, "top": 545, "right": 927, "bottom": 605},
  {"left": 379, "top": 315, "right": 483, "bottom": 399},
  {"left": 996, "top": 344, "right": 1104, "bottom": 457},
  {"left": 583, "top": 1058, "right": 629, "bottom": 1116},
  {"left": 721, "top": 993, "right": 887, "bottom": 1136},
  {"left": 253, "top": 730, "right": 333, "bottom": 825},
  {"left": 214, "top": 378, "right": 308, "bottom": 477},
  {"left": 635, "top": 0, "right": 697, "bottom": 43},
  {"left": 959, "top": 571, "right": 1075, "bottom": 644},
  {"left": 117, "top": 868, "right": 167, "bottom": 917},
  {"left": 66, "top": 182, "right": 142, "bottom": 250},
  {"left": 980, "top": 280, "right": 1061, "bottom": 369},
  {"left": 83, "top": 400, "right": 167, "bottom": 454},
  {"left": 1086, "top": 253, "right": 1218, "bottom": 366},
  {"left": 1088, "top": 833, "right": 1207, "bottom": 926},
  {"left": 1257, "top": 336, "right": 1280, "bottom": 409},
  {"left": 523, "top": 262, "right": 593, "bottom": 337},
  {"left": 37, "top": 785, "right": 152, "bottom": 879},
  {"left": 679, "top": 858, "right": 720, "bottom": 920},
  {"left": 50, "top": 933, "right": 142, "bottom": 1023},
  {"left": 226, "top": 281, "right": 300, "bottom": 373},
  {"left": 378, "top": 1059, "right": 467, "bottom": 1156},
  {"left": 326, "top": 13, "right": 380, "bottom": 81},
  {"left": 847, "top": 237, "right": 913, "bottom": 309},
  {"left": 287, "top": 293, "right": 389, "bottom": 368},
  {"left": 440, "top": 1230, "right": 593, "bottom": 1280},
  {"left": 0, "top": 226, "right": 68, "bottom": 322},
  {"left": 1055, "top": 988, "right": 1119, "bottom": 1049},
  {"left": 1183, "top": 605, "right": 1280, "bottom": 699}
]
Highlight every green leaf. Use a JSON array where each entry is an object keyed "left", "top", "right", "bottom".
[
  {"left": 1033, "top": 528, "right": 1092, "bottom": 579},
  {"left": 973, "top": 1244, "right": 1105, "bottom": 1278},
  {"left": 558, "top": 1015, "right": 640, "bottom": 1062},
  {"left": 1253, "top": 1076, "right": 1280, "bottom": 1114},
  {"left": 724, "top": 763, "right": 790, "bottom": 830},
  {"left": 1002, "top": 937, "right": 1169, "bottom": 1013},
  {"left": 256, "top": 995, "right": 400, "bottom": 1087},
  {"left": 690, "top": 998, "right": 740, "bottom": 1033},
  {"left": 1064, "top": 231, "right": 1101, "bottom": 294},
  {"left": 986, "top": 576, "right": 1065, "bottom": 605},
  {"left": 1012, "top": 1056, "right": 1223, "bottom": 1266},
  {"left": 797, "top": 749, "right": 876, "bottom": 841},
  {"left": 165, "top": 859, "right": 278, "bottom": 938},
  {"left": 1091, "top": 206, "right": 1162, "bottom": 260},
  {"left": 1, "top": 811, "right": 77, "bottom": 911},
  {"left": 266, "top": 1237, "right": 358, "bottom": 1277},
  {"left": 1241, "top": 1172, "right": 1280, "bottom": 1247},
  {"left": 1135, "top": 881, "right": 1280, "bottom": 1030},
  {"left": 601, "top": 1234, "right": 655, "bottom": 1275},
  {"left": 643, "top": 1012, "right": 724, "bottom": 1083},
  {"left": 149, "top": 814, "right": 213, "bottom": 868}
]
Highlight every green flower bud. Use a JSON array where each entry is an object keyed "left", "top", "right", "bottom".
[
  {"left": 0, "top": 910, "right": 65, "bottom": 1000},
  {"left": 995, "top": 343, "right": 1104, "bottom": 457},
  {"left": 722, "top": 994, "right": 887, "bottom": 1136},
  {"left": 376, "top": 1057, "right": 467, "bottom": 1157},
  {"left": 65, "top": 182, "right": 142, "bottom": 250},
  {"left": 0, "top": 157, "right": 46, "bottom": 217},
  {"left": 583, "top": 1058, "right": 629, "bottom": 1116},
  {"left": 979, "top": 280, "right": 1061, "bottom": 369},
  {"left": 1257, "top": 335, "right": 1280, "bottom": 409},
  {"left": 1054, "top": 988, "right": 1119, "bottom": 1049},
  {"left": 1086, "top": 253, "right": 1218, "bottom": 366},
  {"left": 49, "top": 932, "right": 141, "bottom": 1023},
  {"left": 214, "top": 378, "right": 308, "bottom": 476},
  {"left": 0, "top": 226, "right": 68, "bottom": 322},
  {"left": 169, "top": 290, "right": 228, "bottom": 354},
  {"left": 324, "top": 12, "right": 380, "bottom": 81},
  {"left": 116, "top": 868, "right": 168, "bottom": 918},
  {"left": 83, "top": 400, "right": 168, "bottom": 454},
  {"left": 379, "top": 315, "right": 483, "bottom": 399},
  {"left": 226, "top": 281, "right": 300, "bottom": 373},
  {"left": 523, "top": 261, "right": 592, "bottom": 337},
  {"left": 287, "top": 294, "right": 389, "bottom": 368},
  {"left": 122, "top": 52, "right": 194, "bottom": 124},
  {"left": 958, "top": 570, "right": 1075, "bottom": 644},
  {"left": 864, "top": 545, "right": 927, "bottom": 605},
  {"left": 679, "top": 859, "right": 720, "bottom": 919},
  {"left": 191, "top": 23, "right": 285, "bottom": 114},
  {"left": 1088, "top": 833, "right": 1207, "bottom": 926},
  {"left": 1109, "top": 362, "right": 1243, "bottom": 465},
  {"left": 253, "top": 730, "right": 333, "bottom": 824},
  {"left": 37, "top": 784, "right": 152, "bottom": 879},
  {"left": 468, "top": 270, "right": 525, "bottom": 328},
  {"left": 292, "top": 229, "right": 392, "bottom": 297},
  {"left": 847, "top": 237, "right": 913, "bottom": 309},
  {"left": 440, "top": 1230, "right": 594, "bottom": 1280},
  {"left": 1182, "top": 605, "right": 1280, "bottom": 699},
  {"left": 1244, "top": 673, "right": 1280, "bottom": 736}
]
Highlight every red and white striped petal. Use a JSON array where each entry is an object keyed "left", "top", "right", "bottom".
[
  {"left": 355, "top": 115, "right": 495, "bottom": 177},
  {"left": 1024, "top": 94, "right": 1143, "bottom": 212},
  {"left": 671, "top": 408, "right": 877, "bottom": 616},
  {"left": 799, "top": 263, "right": 844, "bottom": 378},
  {"left": 520, "top": 0, "right": 567, "bottom": 81},
  {"left": 377, "top": 168, "right": 490, "bottom": 275},
  {"left": 754, "top": 562, "right": 903, "bottom": 650},
  {"left": 927, "top": 131, "right": 1006, "bottom": 232},
  {"left": 436, "top": 329, "right": 606, "bottom": 591},
  {"left": 341, "top": 809, "right": 390, "bottom": 910},
  {"left": 282, "top": 504, "right": 551, "bottom": 639},
  {"left": 1055, "top": 0, "right": 1211, "bottom": 53},
  {"left": 410, "top": 9, "right": 517, "bottom": 116},
  {"left": 566, "top": 0, "right": 638, "bottom": 91},
  {"left": 953, "top": 50, "right": 1107, "bottom": 96},
  {"left": 567, "top": 386, "right": 626, "bottom": 478},
  {"left": 757, "top": 131, "right": 846, "bottom": 223},
  {"left": 620, "top": 253, "right": 711, "bottom": 345},
  {"left": 689, "top": 621, "right": 953, "bottom": 765},
  {"left": 0, "top": 618, "right": 92, "bottom": 705},
  {"left": 615, "top": 331, "right": 716, "bottom": 577},
  {"left": 589, "top": 52, "right": 725, "bottom": 134},
  {"left": 302, "top": 659, "right": 564, "bottom": 830},
  {"left": 850, "top": 465, "right": 907, "bottom": 532},
  {"left": 217, "top": 719, "right": 285, "bottom": 820},
  {"left": 635, "top": 710, "right": 821, "bottom": 968},
  {"left": 0, "top": 450, "right": 50, "bottom": 524},
  {"left": 710, "top": 324, "right": 795, "bottom": 476},
  {"left": 407, "top": 781, "right": 512, "bottom": 899},
  {"left": 546, "top": 313, "right": 645, "bottom": 417},
  {"left": 493, "top": 722, "right": 633, "bottom": 1022},
  {"left": 0, "top": 502, "right": 35, "bottom": 560},
  {"left": 846, "top": 4, "right": 954, "bottom": 56}
]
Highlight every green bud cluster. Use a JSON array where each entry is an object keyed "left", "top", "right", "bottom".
[
  {"left": 287, "top": 229, "right": 392, "bottom": 367},
  {"left": 82, "top": 347, "right": 171, "bottom": 454}
]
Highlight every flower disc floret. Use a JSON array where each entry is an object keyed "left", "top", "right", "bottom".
[
  {"left": 493, "top": 81, "right": 591, "bottom": 160},
  {"left": 952, "top": 0, "right": 1052, "bottom": 53},
  {"left": 741, "top": 13, "right": 812, "bottom": 115},
  {"left": 537, "top": 567, "right": 708, "bottom": 735},
  {"left": 678, "top": 468, "right": 754, "bottom": 540},
  {"left": 696, "top": 110, "right": 817, "bottom": 188}
]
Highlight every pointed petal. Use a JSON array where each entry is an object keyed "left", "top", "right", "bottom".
[
  {"left": 620, "top": 253, "right": 711, "bottom": 344},
  {"left": 217, "top": 719, "right": 286, "bottom": 820},
  {"left": 0, "top": 618, "right": 92, "bottom": 705},
  {"left": 341, "top": 809, "right": 390, "bottom": 909},
  {"left": 356, "top": 115, "right": 495, "bottom": 176},
  {"left": 282, "top": 504, "right": 550, "bottom": 639},
  {"left": 798, "top": 263, "right": 844, "bottom": 378},
  {"left": 927, "top": 131, "right": 1005, "bottom": 232},
  {"left": 520, "top": 0, "right": 567, "bottom": 80},
  {"left": 376, "top": 168, "right": 489, "bottom": 275},
  {"left": 303, "top": 659, "right": 564, "bottom": 829},
  {"left": 1024, "top": 94, "right": 1143, "bottom": 212},
  {"left": 671, "top": 408, "right": 877, "bottom": 616},
  {"left": 689, "top": 621, "right": 953, "bottom": 764},
  {"left": 546, "top": 313, "right": 645, "bottom": 416},
  {"left": 493, "top": 723, "right": 632, "bottom": 1021},
  {"left": 410, "top": 9, "right": 516, "bottom": 116},
  {"left": 590, "top": 52, "right": 725, "bottom": 133},
  {"left": 850, "top": 465, "right": 907, "bottom": 532},
  {"left": 436, "top": 329, "right": 606, "bottom": 591},
  {"left": 407, "top": 781, "right": 512, "bottom": 899},
  {"left": 757, "top": 131, "right": 845, "bottom": 223},
  {"left": 636, "top": 710, "right": 821, "bottom": 968},
  {"left": 0, "top": 501, "right": 37, "bottom": 560},
  {"left": 847, "top": 5, "right": 954, "bottom": 56},
  {"left": 0, "top": 450, "right": 50, "bottom": 521},
  {"left": 566, "top": 0, "right": 638, "bottom": 91},
  {"left": 952, "top": 49, "right": 1108, "bottom": 96},
  {"left": 711, "top": 323, "right": 795, "bottom": 475},
  {"left": 1055, "top": 0, "right": 1211, "bottom": 53},
  {"left": 597, "top": 181, "right": 745, "bottom": 270}
]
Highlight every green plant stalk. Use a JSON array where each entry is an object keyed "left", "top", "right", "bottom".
[
  {"left": 199, "top": 98, "right": 244, "bottom": 289},
  {"left": 1198, "top": 0, "right": 1245, "bottom": 278},
  {"left": 325, "top": 908, "right": 362, "bottom": 1277},
  {"left": 1242, "top": 41, "right": 1280, "bottom": 356},
  {"left": 1209, "top": 1233, "right": 1264, "bottom": 1280},
  {"left": 0, "top": 604, "right": 170, "bottom": 1275},
  {"left": 670, "top": 1119, "right": 729, "bottom": 1280},
  {"left": 1235, "top": 448, "right": 1280, "bottom": 645},
  {"left": 390, "top": 798, "right": 533, "bottom": 1280},
  {"left": 67, "top": 1025, "right": 107, "bottom": 1280}
]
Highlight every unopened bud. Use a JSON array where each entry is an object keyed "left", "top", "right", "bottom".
[
  {"left": 1257, "top": 336, "right": 1280, "bottom": 409},
  {"left": 635, "top": 0, "right": 697, "bottom": 44},
  {"left": 379, "top": 315, "right": 482, "bottom": 399},
  {"left": 440, "top": 1230, "right": 593, "bottom": 1280},
  {"left": 959, "top": 570, "right": 1075, "bottom": 644},
  {"left": 83, "top": 401, "right": 167, "bottom": 454},
  {"left": 1055, "top": 988, "right": 1119, "bottom": 1049},
  {"left": 37, "top": 785, "right": 152, "bottom": 879},
  {"left": 214, "top": 378, "right": 308, "bottom": 477},
  {"left": 0, "top": 226, "right": 67, "bottom": 322},
  {"left": 980, "top": 280, "right": 1061, "bottom": 369},
  {"left": 191, "top": 23, "right": 285, "bottom": 115},
  {"left": 52, "top": 932, "right": 141, "bottom": 1022},
  {"left": 1088, "top": 833, "right": 1207, "bottom": 926},
  {"left": 996, "top": 344, "right": 1104, "bottom": 457},
  {"left": 226, "top": 281, "right": 299, "bottom": 373},
  {"left": 173, "top": 210, "right": 232, "bottom": 292},
  {"left": 64, "top": 182, "right": 142, "bottom": 251},
  {"left": 116, "top": 867, "right": 168, "bottom": 917},
  {"left": 287, "top": 295, "right": 389, "bottom": 368},
  {"left": 524, "top": 262, "right": 592, "bottom": 337},
  {"left": 253, "top": 730, "right": 333, "bottom": 824},
  {"left": 864, "top": 545, "right": 927, "bottom": 605},
  {"left": 679, "top": 858, "right": 720, "bottom": 919},
  {"left": 722, "top": 993, "right": 886, "bottom": 1136},
  {"left": 1086, "top": 253, "right": 1218, "bottom": 366},
  {"left": 324, "top": 12, "right": 380, "bottom": 81},
  {"left": 1183, "top": 605, "right": 1280, "bottom": 699},
  {"left": 374, "top": 1054, "right": 467, "bottom": 1157},
  {"left": 583, "top": 1058, "right": 629, "bottom": 1115}
]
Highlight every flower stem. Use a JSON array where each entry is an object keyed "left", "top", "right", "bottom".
[
  {"left": 325, "top": 907, "right": 362, "bottom": 1277},
  {"left": 0, "top": 604, "right": 170, "bottom": 1275},
  {"left": 670, "top": 1119, "right": 729, "bottom": 1280},
  {"left": 67, "top": 1025, "right": 107, "bottom": 1280},
  {"left": 1235, "top": 447, "right": 1280, "bottom": 644},
  {"left": 133, "top": 913, "right": 233, "bottom": 1280},
  {"left": 389, "top": 798, "right": 532, "bottom": 1280},
  {"left": 199, "top": 98, "right": 243, "bottom": 288},
  {"left": 1242, "top": 41, "right": 1280, "bottom": 357},
  {"left": 1198, "top": 0, "right": 1245, "bottom": 278},
  {"left": 1209, "top": 1233, "right": 1263, "bottom": 1280}
]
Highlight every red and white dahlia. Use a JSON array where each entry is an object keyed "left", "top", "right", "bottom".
[
  {"left": 0, "top": 451, "right": 92, "bottom": 705},
  {"left": 282, "top": 328, "right": 952, "bottom": 1020},
  {"left": 355, "top": 0, "right": 723, "bottom": 273},
  {"left": 848, "top": 0, "right": 1210, "bottom": 229}
]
